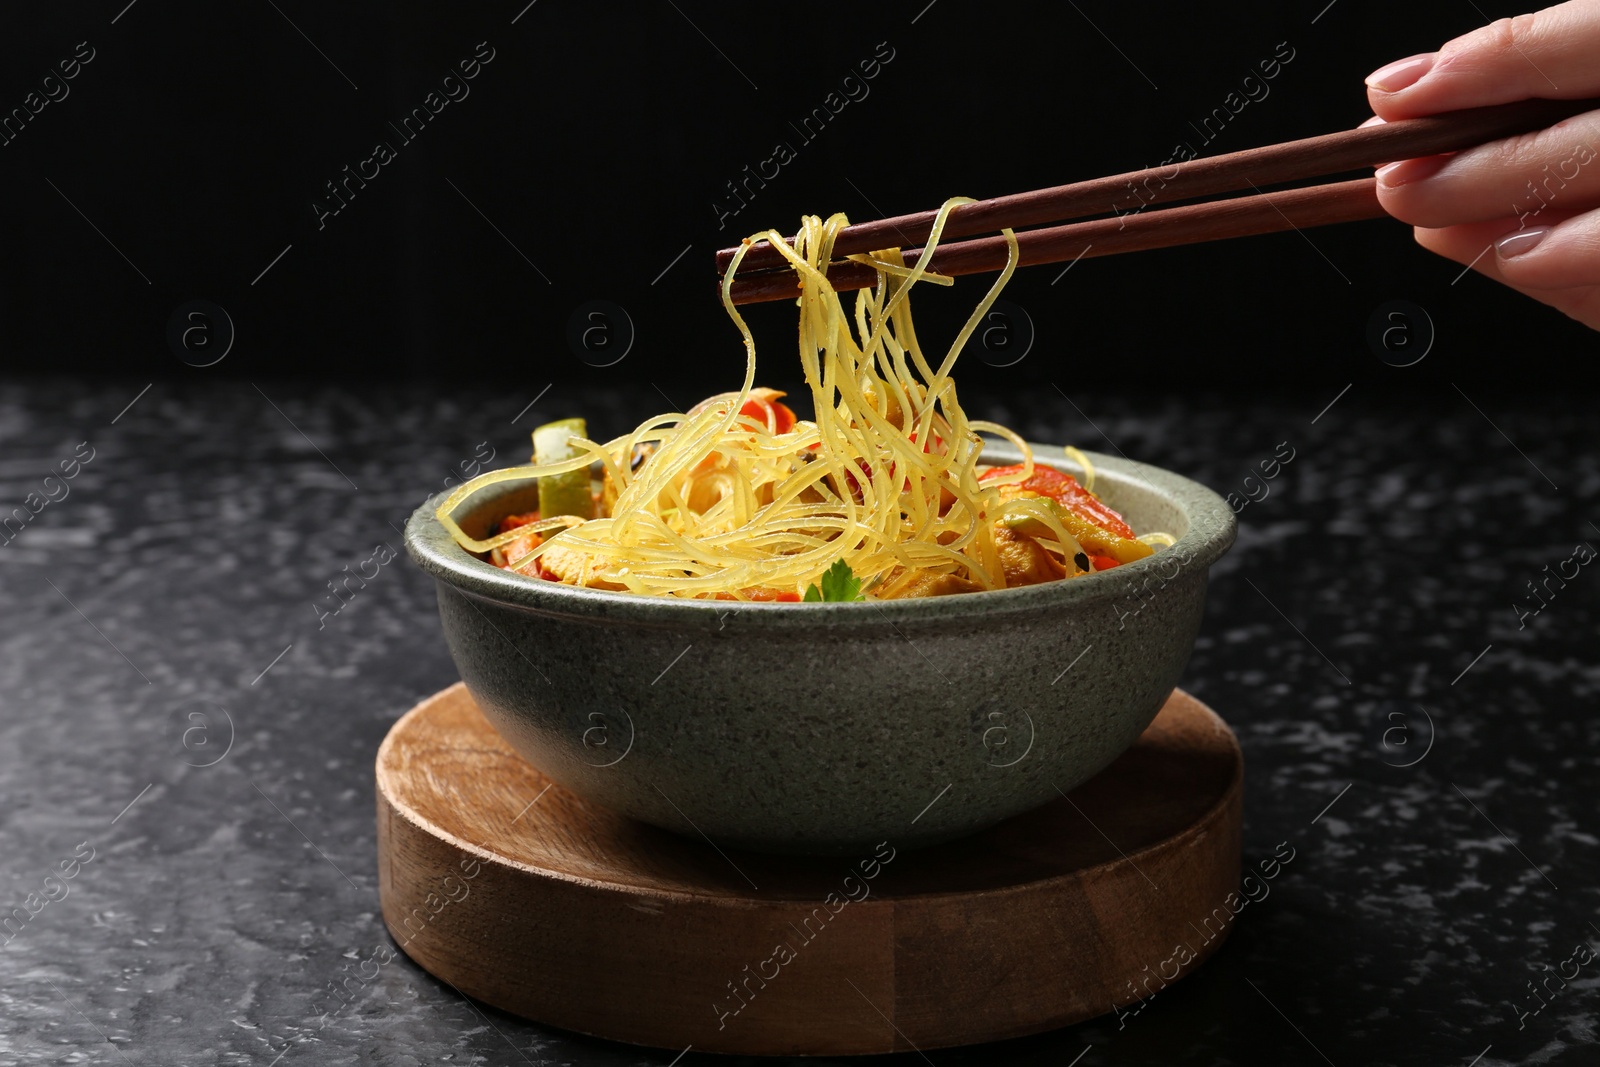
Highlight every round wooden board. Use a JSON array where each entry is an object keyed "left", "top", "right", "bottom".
[{"left": 376, "top": 682, "right": 1242, "bottom": 1057}]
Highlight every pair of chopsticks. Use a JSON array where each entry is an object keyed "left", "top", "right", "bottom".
[{"left": 718, "top": 96, "right": 1599, "bottom": 305}]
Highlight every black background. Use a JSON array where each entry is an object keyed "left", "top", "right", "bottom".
[
  {"left": 0, "top": 0, "right": 1593, "bottom": 400},
  {"left": 4, "top": 6, "right": 1600, "bottom": 1065}
]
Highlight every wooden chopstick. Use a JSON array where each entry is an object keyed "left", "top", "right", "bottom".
[
  {"left": 715, "top": 95, "right": 1599, "bottom": 282},
  {"left": 727, "top": 178, "right": 1382, "bottom": 305}
]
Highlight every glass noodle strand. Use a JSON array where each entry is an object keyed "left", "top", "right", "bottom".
[{"left": 437, "top": 201, "right": 1034, "bottom": 597}]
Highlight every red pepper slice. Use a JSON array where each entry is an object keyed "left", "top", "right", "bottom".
[
  {"left": 738, "top": 394, "right": 797, "bottom": 435},
  {"left": 980, "top": 463, "right": 1136, "bottom": 541},
  {"left": 495, "top": 510, "right": 542, "bottom": 534}
]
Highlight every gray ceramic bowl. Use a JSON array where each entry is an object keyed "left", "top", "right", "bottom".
[{"left": 405, "top": 443, "right": 1235, "bottom": 856}]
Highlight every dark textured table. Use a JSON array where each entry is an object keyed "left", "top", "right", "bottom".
[{"left": 1, "top": 378, "right": 1595, "bottom": 1067}]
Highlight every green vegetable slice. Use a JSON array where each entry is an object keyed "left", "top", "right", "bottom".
[
  {"left": 533, "top": 418, "right": 595, "bottom": 520},
  {"left": 804, "top": 558, "right": 864, "bottom": 602}
]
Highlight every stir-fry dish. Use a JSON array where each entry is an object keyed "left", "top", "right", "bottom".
[{"left": 437, "top": 200, "right": 1172, "bottom": 601}]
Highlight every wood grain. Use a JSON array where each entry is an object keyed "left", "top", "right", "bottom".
[
  {"left": 377, "top": 682, "right": 1243, "bottom": 1055},
  {"left": 716, "top": 95, "right": 1600, "bottom": 274},
  {"left": 727, "top": 179, "right": 1381, "bottom": 305}
]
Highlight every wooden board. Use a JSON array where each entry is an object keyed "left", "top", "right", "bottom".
[{"left": 376, "top": 682, "right": 1242, "bottom": 1056}]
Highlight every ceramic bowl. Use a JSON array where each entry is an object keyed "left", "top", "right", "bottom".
[{"left": 404, "top": 443, "right": 1235, "bottom": 856}]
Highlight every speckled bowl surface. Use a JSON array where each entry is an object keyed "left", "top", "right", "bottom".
[{"left": 405, "top": 443, "right": 1235, "bottom": 856}]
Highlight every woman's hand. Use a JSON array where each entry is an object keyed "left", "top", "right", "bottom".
[{"left": 1365, "top": 0, "right": 1600, "bottom": 329}]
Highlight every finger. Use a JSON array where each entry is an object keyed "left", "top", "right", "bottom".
[
  {"left": 1414, "top": 213, "right": 1600, "bottom": 329},
  {"left": 1413, "top": 214, "right": 1562, "bottom": 278},
  {"left": 1365, "top": 1, "right": 1600, "bottom": 121},
  {"left": 1373, "top": 110, "right": 1600, "bottom": 227},
  {"left": 1487, "top": 203, "right": 1600, "bottom": 290}
]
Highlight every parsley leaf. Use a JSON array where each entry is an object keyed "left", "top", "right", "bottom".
[{"left": 804, "top": 558, "right": 864, "bottom": 602}]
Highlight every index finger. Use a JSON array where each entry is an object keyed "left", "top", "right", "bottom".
[{"left": 1367, "top": 2, "right": 1600, "bottom": 120}]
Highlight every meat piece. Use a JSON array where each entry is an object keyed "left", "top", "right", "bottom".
[
  {"left": 993, "top": 524, "right": 1067, "bottom": 587},
  {"left": 884, "top": 569, "right": 986, "bottom": 599},
  {"left": 534, "top": 542, "right": 627, "bottom": 590}
]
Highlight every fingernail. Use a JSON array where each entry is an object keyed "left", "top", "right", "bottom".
[
  {"left": 1366, "top": 52, "right": 1436, "bottom": 93},
  {"left": 1358, "top": 116, "right": 1387, "bottom": 128},
  {"left": 1376, "top": 155, "right": 1449, "bottom": 187},
  {"left": 1496, "top": 228, "right": 1549, "bottom": 259}
]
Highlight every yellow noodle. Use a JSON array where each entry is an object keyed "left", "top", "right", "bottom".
[{"left": 437, "top": 200, "right": 1164, "bottom": 598}]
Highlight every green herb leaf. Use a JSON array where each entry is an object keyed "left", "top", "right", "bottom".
[{"left": 805, "top": 558, "right": 864, "bottom": 602}]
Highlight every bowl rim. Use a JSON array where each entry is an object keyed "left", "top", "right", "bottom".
[{"left": 404, "top": 442, "right": 1236, "bottom": 627}]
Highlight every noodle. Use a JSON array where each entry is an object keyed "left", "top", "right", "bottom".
[{"left": 436, "top": 201, "right": 1156, "bottom": 599}]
